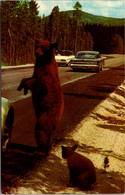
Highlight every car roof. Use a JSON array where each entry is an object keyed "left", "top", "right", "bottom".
[{"left": 77, "top": 51, "right": 99, "bottom": 54}]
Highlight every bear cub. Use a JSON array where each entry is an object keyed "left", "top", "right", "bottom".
[
  {"left": 17, "top": 39, "right": 64, "bottom": 155},
  {"left": 62, "top": 145, "right": 96, "bottom": 190}
]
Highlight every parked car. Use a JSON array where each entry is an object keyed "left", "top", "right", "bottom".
[
  {"left": 68, "top": 51, "right": 105, "bottom": 72},
  {"left": 1, "top": 97, "right": 14, "bottom": 152},
  {"left": 55, "top": 50, "right": 75, "bottom": 66}
]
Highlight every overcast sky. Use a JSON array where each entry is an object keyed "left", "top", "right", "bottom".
[{"left": 36, "top": 0, "right": 125, "bottom": 18}]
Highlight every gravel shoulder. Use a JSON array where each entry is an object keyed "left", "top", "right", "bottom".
[{"left": 3, "top": 81, "right": 125, "bottom": 194}]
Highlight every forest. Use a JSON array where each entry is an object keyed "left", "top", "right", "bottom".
[{"left": 1, "top": 0, "right": 124, "bottom": 66}]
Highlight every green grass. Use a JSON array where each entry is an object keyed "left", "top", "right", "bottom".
[{"left": 1, "top": 61, "right": 9, "bottom": 67}]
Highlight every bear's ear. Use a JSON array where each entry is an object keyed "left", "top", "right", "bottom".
[
  {"left": 61, "top": 145, "right": 66, "bottom": 151},
  {"left": 50, "top": 42, "right": 58, "bottom": 49},
  {"left": 61, "top": 145, "right": 67, "bottom": 158},
  {"left": 72, "top": 144, "right": 77, "bottom": 151}
]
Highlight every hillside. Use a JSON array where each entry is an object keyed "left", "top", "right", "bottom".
[{"left": 62, "top": 10, "right": 124, "bottom": 26}]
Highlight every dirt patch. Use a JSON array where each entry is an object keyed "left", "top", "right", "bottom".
[{"left": 2, "top": 81, "right": 125, "bottom": 194}]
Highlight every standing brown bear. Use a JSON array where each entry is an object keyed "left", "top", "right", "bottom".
[
  {"left": 17, "top": 38, "right": 64, "bottom": 155},
  {"left": 62, "top": 145, "right": 96, "bottom": 190}
]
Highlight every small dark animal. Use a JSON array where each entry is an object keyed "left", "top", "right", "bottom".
[
  {"left": 17, "top": 38, "right": 64, "bottom": 155},
  {"left": 62, "top": 145, "right": 96, "bottom": 190},
  {"left": 104, "top": 157, "right": 109, "bottom": 169}
]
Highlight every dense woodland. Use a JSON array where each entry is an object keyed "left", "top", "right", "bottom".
[{"left": 1, "top": 0, "right": 124, "bottom": 66}]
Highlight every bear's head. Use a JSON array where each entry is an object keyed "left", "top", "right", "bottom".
[
  {"left": 61, "top": 145, "right": 77, "bottom": 159},
  {"left": 35, "top": 38, "right": 58, "bottom": 65}
]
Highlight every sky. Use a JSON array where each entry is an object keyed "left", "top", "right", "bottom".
[{"left": 36, "top": 0, "right": 125, "bottom": 19}]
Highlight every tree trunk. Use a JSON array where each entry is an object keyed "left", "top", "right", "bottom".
[{"left": 75, "top": 28, "right": 78, "bottom": 54}]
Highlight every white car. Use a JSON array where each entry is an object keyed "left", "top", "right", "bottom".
[
  {"left": 55, "top": 50, "right": 75, "bottom": 66},
  {"left": 1, "top": 97, "right": 14, "bottom": 152}
]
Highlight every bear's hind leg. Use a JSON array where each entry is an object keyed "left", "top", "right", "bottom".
[
  {"left": 35, "top": 125, "right": 49, "bottom": 155},
  {"left": 78, "top": 172, "right": 92, "bottom": 190}
]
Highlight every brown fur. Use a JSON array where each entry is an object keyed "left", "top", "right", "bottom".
[
  {"left": 17, "top": 39, "right": 64, "bottom": 155},
  {"left": 62, "top": 145, "right": 96, "bottom": 190}
]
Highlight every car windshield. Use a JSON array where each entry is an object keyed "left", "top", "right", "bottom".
[
  {"left": 59, "top": 50, "right": 72, "bottom": 56},
  {"left": 76, "top": 53, "right": 97, "bottom": 59}
]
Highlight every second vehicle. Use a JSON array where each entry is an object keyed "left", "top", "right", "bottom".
[
  {"left": 55, "top": 50, "right": 75, "bottom": 66},
  {"left": 68, "top": 51, "right": 105, "bottom": 72}
]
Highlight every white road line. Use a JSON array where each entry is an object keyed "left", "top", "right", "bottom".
[
  {"left": 62, "top": 73, "right": 96, "bottom": 86},
  {"left": 11, "top": 94, "right": 31, "bottom": 103},
  {"left": 12, "top": 73, "right": 95, "bottom": 102}
]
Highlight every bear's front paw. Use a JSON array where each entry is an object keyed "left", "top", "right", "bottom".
[
  {"left": 24, "top": 87, "right": 28, "bottom": 95},
  {"left": 17, "top": 78, "right": 27, "bottom": 91}
]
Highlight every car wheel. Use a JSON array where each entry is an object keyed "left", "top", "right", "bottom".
[
  {"left": 97, "top": 66, "right": 101, "bottom": 72},
  {"left": 2, "top": 107, "right": 14, "bottom": 152},
  {"left": 72, "top": 68, "right": 77, "bottom": 72}
]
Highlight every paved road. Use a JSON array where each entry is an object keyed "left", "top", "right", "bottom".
[
  {"left": 1, "top": 65, "right": 96, "bottom": 102},
  {"left": 1, "top": 54, "right": 124, "bottom": 102}
]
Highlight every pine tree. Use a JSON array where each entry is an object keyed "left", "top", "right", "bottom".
[
  {"left": 72, "top": 1, "right": 83, "bottom": 53},
  {"left": 109, "top": 33, "right": 124, "bottom": 54},
  {"left": 49, "top": 6, "right": 60, "bottom": 42},
  {"left": 1, "top": 0, "right": 41, "bottom": 65}
]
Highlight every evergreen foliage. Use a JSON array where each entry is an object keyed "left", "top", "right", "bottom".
[{"left": 1, "top": 0, "right": 124, "bottom": 66}]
